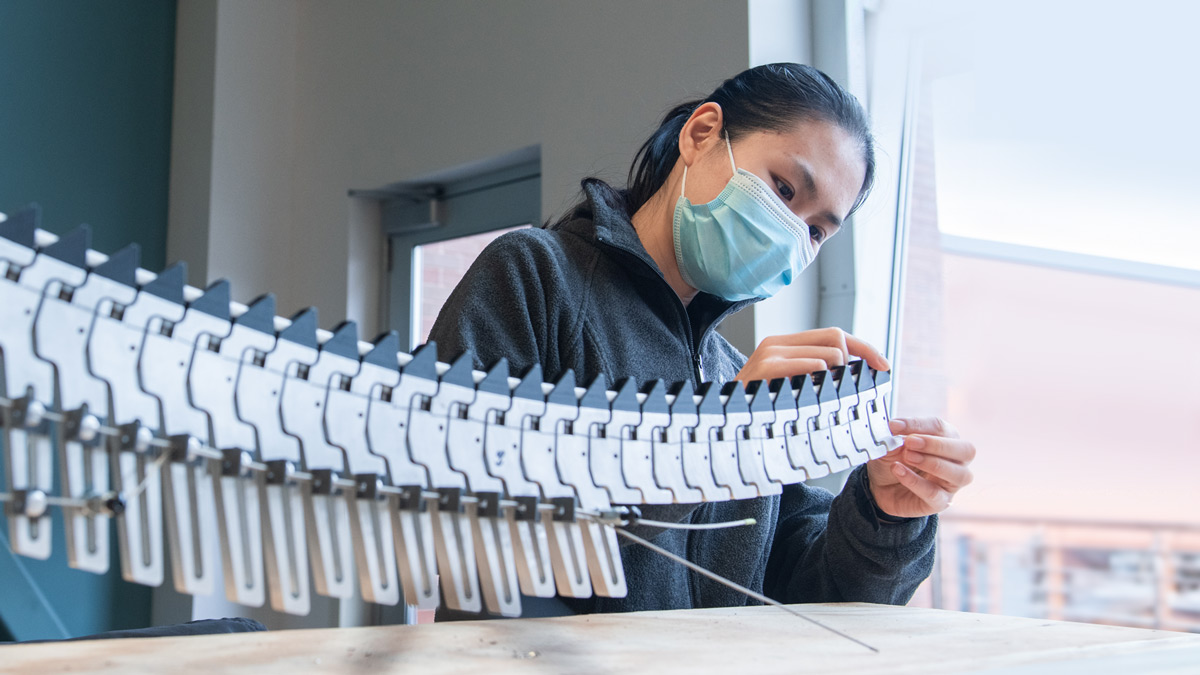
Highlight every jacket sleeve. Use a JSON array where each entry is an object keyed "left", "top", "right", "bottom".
[{"left": 763, "top": 466, "right": 937, "bottom": 605}]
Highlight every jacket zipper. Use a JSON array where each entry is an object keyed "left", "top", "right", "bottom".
[{"left": 594, "top": 240, "right": 705, "bottom": 384}]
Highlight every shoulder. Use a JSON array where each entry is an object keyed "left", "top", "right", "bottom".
[{"left": 473, "top": 225, "right": 593, "bottom": 280}]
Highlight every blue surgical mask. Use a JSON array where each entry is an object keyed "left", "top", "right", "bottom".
[{"left": 672, "top": 135, "right": 816, "bottom": 301}]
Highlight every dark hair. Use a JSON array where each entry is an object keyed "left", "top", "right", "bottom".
[{"left": 590, "top": 63, "right": 875, "bottom": 219}]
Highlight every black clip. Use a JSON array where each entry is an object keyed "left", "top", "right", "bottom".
[
  {"left": 167, "top": 434, "right": 202, "bottom": 464},
  {"left": 395, "top": 484, "right": 425, "bottom": 511},
  {"left": 8, "top": 489, "right": 48, "bottom": 519},
  {"left": 512, "top": 495, "right": 540, "bottom": 522},
  {"left": 551, "top": 497, "right": 576, "bottom": 523},
  {"left": 8, "top": 394, "right": 48, "bottom": 433},
  {"left": 221, "top": 449, "right": 252, "bottom": 477},
  {"left": 437, "top": 487, "right": 463, "bottom": 513},
  {"left": 116, "top": 421, "right": 154, "bottom": 454},
  {"left": 355, "top": 473, "right": 383, "bottom": 500},
  {"left": 265, "top": 459, "right": 295, "bottom": 485},
  {"left": 475, "top": 491, "right": 501, "bottom": 518},
  {"left": 309, "top": 468, "right": 339, "bottom": 495}
]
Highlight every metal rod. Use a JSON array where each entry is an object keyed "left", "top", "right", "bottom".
[
  {"left": 628, "top": 517, "right": 758, "bottom": 531},
  {"left": 614, "top": 527, "right": 879, "bottom": 654}
]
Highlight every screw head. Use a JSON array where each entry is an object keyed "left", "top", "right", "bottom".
[
  {"left": 23, "top": 400, "right": 46, "bottom": 427},
  {"left": 23, "top": 489, "right": 48, "bottom": 519},
  {"left": 78, "top": 413, "right": 101, "bottom": 442}
]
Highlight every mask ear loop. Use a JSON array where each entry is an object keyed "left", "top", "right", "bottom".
[{"left": 681, "top": 130, "right": 740, "bottom": 202}]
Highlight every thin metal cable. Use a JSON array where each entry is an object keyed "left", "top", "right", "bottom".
[
  {"left": 614, "top": 527, "right": 879, "bottom": 653},
  {"left": 122, "top": 450, "right": 172, "bottom": 501},
  {"left": 628, "top": 517, "right": 759, "bottom": 531}
]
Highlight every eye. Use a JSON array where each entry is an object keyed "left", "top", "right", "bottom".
[
  {"left": 809, "top": 225, "right": 825, "bottom": 244},
  {"left": 773, "top": 177, "right": 795, "bottom": 201}
]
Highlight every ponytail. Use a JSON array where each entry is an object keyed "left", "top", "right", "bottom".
[{"left": 625, "top": 100, "right": 703, "bottom": 214}]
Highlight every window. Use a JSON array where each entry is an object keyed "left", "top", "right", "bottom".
[
  {"left": 378, "top": 148, "right": 540, "bottom": 350},
  {"left": 883, "top": 3, "right": 1200, "bottom": 628},
  {"left": 411, "top": 225, "right": 529, "bottom": 346}
]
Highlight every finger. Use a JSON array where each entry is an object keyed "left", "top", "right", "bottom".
[
  {"left": 736, "top": 357, "right": 829, "bottom": 382},
  {"left": 818, "top": 327, "right": 851, "bottom": 367},
  {"left": 764, "top": 328, "right": 850, "bottom": 365},
  {"left": 844, "top": 334, "right": 890, "bottom": 371},
  {"left": 762, "top": 345, "right": 846, "bottom": 368},
  {"left": 904, "top": 448, "right": 973, "bottom": 489},
  {"left": 902, "top": 434, "right": 975, "bottom": 463},
  {"left": 889, "top": 417, "right": 959, "bottom": 439},
  {"left": 891, "top": 463, "right": 952, "bottom": 510}
]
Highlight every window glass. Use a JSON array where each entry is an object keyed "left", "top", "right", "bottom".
[
  {"left": 412, "top": 225, "right": 529, "bottom": 345},
  {"left": 893, "top": 4, "right": 1200, "bottom": 627}
]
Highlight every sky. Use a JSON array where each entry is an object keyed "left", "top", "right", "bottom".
[{"left": 930, "top": 0, "right": 1200, "bottom": 270}]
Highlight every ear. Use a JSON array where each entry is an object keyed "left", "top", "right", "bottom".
[{"left": 678, "top": 102, "right": 725, "bottom": 166}]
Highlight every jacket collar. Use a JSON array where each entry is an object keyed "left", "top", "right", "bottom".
[{"left": 558, "top": 180, "right": 758, "bottom": 340}]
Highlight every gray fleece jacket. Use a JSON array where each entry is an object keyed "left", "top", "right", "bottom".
[{"left": 428, "top": 180, "right": 936, "bottom": 613}]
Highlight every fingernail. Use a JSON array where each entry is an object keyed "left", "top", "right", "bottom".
[
  {"left": 893, "top": 463, "right": 908, "bottom": 476},
  {"left": 905, "top": 435, "right": 925, "bottom": 450},
  {"left": 889, "top": 419, "right": 907, "bottom": 433},
  {"left": 880, "top": 356, "right": 891, "bottom": 371},
  {"left": 907, "top": 450, "right": 924, "bottom": 464}
]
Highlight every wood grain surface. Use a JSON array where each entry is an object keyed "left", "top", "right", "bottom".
[{"left": 4, "top": 603, "right": 1199, "bottom": 674}]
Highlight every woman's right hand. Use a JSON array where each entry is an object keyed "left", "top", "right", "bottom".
[{"left": 733, "top": 327, "right": 890, "bottom": 382}]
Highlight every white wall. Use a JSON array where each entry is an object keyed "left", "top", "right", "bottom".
[{"left": 171, "top": 0, "right": 752, "bottom": 339}]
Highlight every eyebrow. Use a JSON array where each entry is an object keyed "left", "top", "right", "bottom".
[
  {"left": 792, "top": 161, "right": 843, "bottom": 230},
  {"left": 794, "top": 161, "right": 819, "bottom": 199}
]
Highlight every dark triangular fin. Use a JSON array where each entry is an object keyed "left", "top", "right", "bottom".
[
  {"left": 141, "top": 262, "right": 187, "bottom": 304},
  {"left": 441, "top": 351, "right": 476, "bottom": 388},
  {"left": 403, "top": 342, "right": 439, "bottom": 380},
  {"left": 478, "top": 358, "right": 511, "bottom": 396},
  {"left": 638, "top": 379, "right": 669, "bottom": 415},
  {"left": 321, "top": 321, "right": 359, "bottom": 359},
  {"left": 279, "top": 307, "right": 319, "bottom": 348},
  {"left": 769, "top": 377, "right": 796, "bottom": 413},
  {"left": 794, "top": 374, "right": 818, "bottom": 408},
  {"left": 93, "top": 243, "right": 141, "bottom": 287},
  {"left": 746, "top": 380, "right": 773, "bottom": 414},
  {"left": 189, "top": 279, "right": 231, "bottom": 319},
  {"left": 43, "top": 224, "right": 91, "bottom": 268},
  {"left": 848, "top": 361, "right": 872, "bottom": 395},
  {"left": 548, "top": 370, "right": 578, "bottom": 407},
  {"left": 873, "top": 368, "right": 890, "bottom": 387},
  {"left": 721, "top": 380, "right": 749, "bottom": 414},
  {"left": 579, "top": 374, "right": 610, "bottom": 409},
  {"left": 610, "top": 377, "right": 640, "bottom": 413},
  {"left": 363, "top": 331, "right": 400, "bottom": 370},
  {"left": 512, "top": 364, "right": 544, "bottom": 401},
  {"left": 812, "top": 370, "right": 835, "bottom": 403},
  {"left": 668, "top": 380, "right": 697, "bottom": 416},
  {"left": 836, "top": 364, "right": 858, "bottom": 399},
  {"left": 0, "top": 204, "right": 40, "bottom": 248},
  {"left": 236, "top": 294, "right": 277, "bottom": 334},
  {"left": 696, "top": 381, "right": 724, "bottom": 416}
]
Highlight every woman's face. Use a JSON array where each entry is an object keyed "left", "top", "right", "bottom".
[{"left": 683, "top": 118, "right": 867, "bottom": 253}]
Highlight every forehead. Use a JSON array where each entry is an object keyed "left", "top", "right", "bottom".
[{"left": 736, "top": 120, "right": 867, "bottom": 217}]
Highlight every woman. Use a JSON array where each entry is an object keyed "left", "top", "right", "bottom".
[{"left": 429, "top": 63, "right": 976, "bottom": 613}]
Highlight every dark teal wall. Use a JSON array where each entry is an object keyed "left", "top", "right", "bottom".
[
  {"left": 0, "top": 0, "right": 177, "bottom": 640},
  {"left": 0, "top": 0, "right": 176, "bottom": 269}
]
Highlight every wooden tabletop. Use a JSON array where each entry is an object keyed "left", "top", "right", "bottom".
[{"left": 4, "top": 603, "right": 1199, "bottom": 674}]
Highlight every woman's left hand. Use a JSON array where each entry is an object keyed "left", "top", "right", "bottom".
[{"left": 865, "top": 417, "right": 976, "bottom": 519}]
